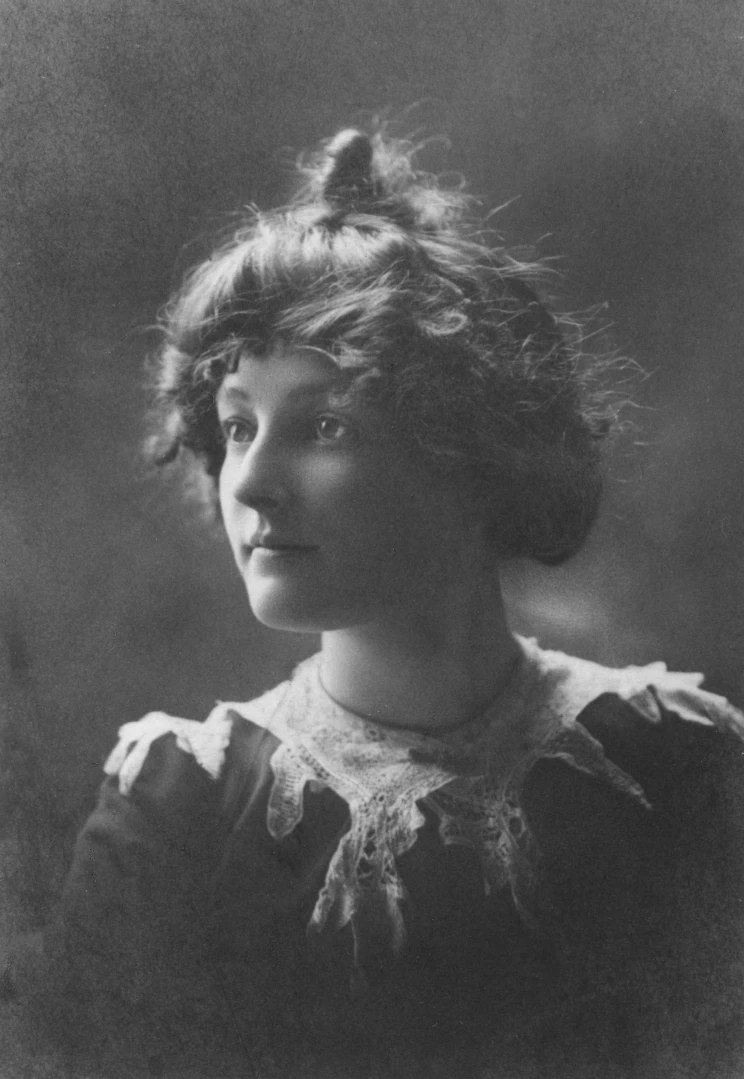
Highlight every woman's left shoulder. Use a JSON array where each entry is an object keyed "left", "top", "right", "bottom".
[
  {"left": 579, "top": 651, "right": 744, "bottom": 743},
  {"left": 518, "top": 638, "right": 744, "bottom": 858},
  {"left": 521, "top": 645, "right": 744, "bottom": 1074},
  {"left": 570, "top": 652, "right": 744, "bottom": 805},
  {"left": 522, "top": 635, "right": 744, "bottom": 782}
]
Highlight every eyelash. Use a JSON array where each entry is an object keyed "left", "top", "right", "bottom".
[
  {"left": 313, "top": 414, "right": 353, "bottom": 443},
  {"left": 219, "top": 414, "right": 355, "bottom": 447},
  {"left": 220, "top": 418, "right": 256, "bottom": 445}
]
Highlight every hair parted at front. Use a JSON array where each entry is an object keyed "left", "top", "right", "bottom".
[{"left": 149, "top": 125, "right": 618, "bottom": 565}]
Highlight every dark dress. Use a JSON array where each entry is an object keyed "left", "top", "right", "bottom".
[{"left": 39, "top": 638, "right": 744, "bottom": 1078}]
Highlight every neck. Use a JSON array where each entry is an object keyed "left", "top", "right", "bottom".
[{"left": 320, "top": 570, "right": 519, "bottom": 732}]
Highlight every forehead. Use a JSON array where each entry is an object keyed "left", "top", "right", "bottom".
[{"left": 217, "top": 344, "right": 348, "bottom": 406}]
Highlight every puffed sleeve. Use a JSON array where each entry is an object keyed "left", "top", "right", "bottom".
[
  {"left": 527, "top": 687, "right": 744, "bottom": 1077},
  {"left": 40, "top": 735, "right": 217, "bottom": 1059},
  {"left": 36, "top": 707, "right": 280, "bottom": 1069},
  {"left": 587, "top": 688, "right": 744, "bottom": 1062}
]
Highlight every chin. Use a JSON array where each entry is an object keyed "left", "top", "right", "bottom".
[
  {"left": 252, "top": 607, "right": 326, "bottom": 634},
  {"left": 246, "top": 582, "right": 372, "bottom": 635}
]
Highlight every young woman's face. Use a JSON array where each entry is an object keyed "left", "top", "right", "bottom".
[{"left": 216, "top": 345, "right": 478, "bottom": 634}]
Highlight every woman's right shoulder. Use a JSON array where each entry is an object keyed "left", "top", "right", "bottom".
[{"left": 101, "top": 677, "right": 291, "bottom": 811}]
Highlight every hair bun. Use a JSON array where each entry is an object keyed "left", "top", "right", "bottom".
[{"left": 321, "top": 129, "right": 376, "bottom": 203}]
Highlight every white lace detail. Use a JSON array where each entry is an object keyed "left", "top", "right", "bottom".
[
  {"left": 423, "top": 720, "right": 651, "bottom": 913},
  {"left": 248, "top": 672, "right": 455, "bottom": 951},
  {"left": 221, "top": 637, "right": 744, "bottom": 950},
  {"left": 267, "top": 743, "right": 329, "bottom": 836},
  {"left": 104, "top": 636, "right": 744, "bottom": 953},
  {"left": 104, "top": 708, "right": 234, "bottom": 795}
]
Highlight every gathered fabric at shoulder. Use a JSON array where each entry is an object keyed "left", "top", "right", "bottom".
[
  {"left": 512, "top": 636, "right": 742, "bottom": 734},
  {"left": 104, "top": 708, "right": 234, "bottom": 796}
]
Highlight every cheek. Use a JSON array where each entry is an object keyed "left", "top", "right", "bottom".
[
  {"left": 313, "top": 459, "right": 390, "bottom": 528},
  {"left": 301, "top": 454, "right": 356, "bottom": 499},
  {"left": 218, "top": 464, "right": 242, "bottom": 549},
  {"left": 334, "top": 463, "right": 448, "bottom": 573},
  {"left": 298, "top": 457, "right": 389, "bottom": 543}
]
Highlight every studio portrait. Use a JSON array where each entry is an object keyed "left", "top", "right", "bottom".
[{"left": 2, "top": 3, "right": 744, "bottom": 1078}]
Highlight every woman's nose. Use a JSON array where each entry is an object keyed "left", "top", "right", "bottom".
[{"left": 229, "top": 434, "right": 288, "bottom": 512}]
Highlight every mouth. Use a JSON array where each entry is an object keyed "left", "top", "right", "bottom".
[
  {"left": 246, "top": 540, "right": 319, "bottom": 556},
  {"left": 250, "top": 543, "right": 317, "bottom": 552}
]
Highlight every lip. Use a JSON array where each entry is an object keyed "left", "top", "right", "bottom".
[
  {"left": 251, "top": 545, "right": 317, "bottom": 555},
  {"left": 244, "top": 538, "right": 319, "bottom": 561},
  {"left": 247, "top": 545, "right": 318, "bottom": 573},
  {"left": 247, "top": 537, "right": 318, "bottom": 551}
]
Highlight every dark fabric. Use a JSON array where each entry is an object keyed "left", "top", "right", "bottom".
[{"left": 31, "top": 695, "right": 744, "bottom": 1078}]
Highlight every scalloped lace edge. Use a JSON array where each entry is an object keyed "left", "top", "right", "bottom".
[{"left": 103, "top": 637, "right": 744, "bottom": 951}]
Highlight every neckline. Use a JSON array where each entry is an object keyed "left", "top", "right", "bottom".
[{"left": 315, "top": 643, "right": 527, "bottom": 739}]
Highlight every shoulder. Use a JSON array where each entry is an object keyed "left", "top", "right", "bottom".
[
  {"left": 570, "top": 648, "right": 744, "bottom": 810},
  {"left": 102, "top": 678, "right": 291, "bottom": 805},
  {"left": 62, "top": 680, "right": 293, "bottom": 908},
  {"left": 519, "top": 636, "right": 744, "bottom": 870},
  {"left": 521, "top": 638, "right": 744, "bottom": 884},
  {"left": 519, "top": 644, "right": 744, "bottom": 1056},
  {"left": 519, "top": 634, "right": 744, "bottom": 733},
  {"left": 577, "top": 677, "right": 744, "bottom": 808},
  {"left": 518, "top": 634, "right": 744, "bottom": 762},
  {"left": 516, "top": 635, "right": 744, "bottom": 826}
]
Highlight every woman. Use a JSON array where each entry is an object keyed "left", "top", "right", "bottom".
[{"left": 42, "top": 128, "right": 744, "bottom": 1078}]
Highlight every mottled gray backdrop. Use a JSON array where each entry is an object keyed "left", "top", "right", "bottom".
[{"left": 2, "top": 0, "right": 744, "bottom": 906}]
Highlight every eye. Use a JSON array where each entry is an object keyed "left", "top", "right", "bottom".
[
  {"left": 220, "top": 417, "right": 256, "bottom": 445},
  {"left": 314, "top": 414, "right": 353, "bottom": 443}
]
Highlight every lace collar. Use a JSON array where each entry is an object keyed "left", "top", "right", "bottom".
[{"left": 107, "top": 636, "right": 744, "bottom": 954}]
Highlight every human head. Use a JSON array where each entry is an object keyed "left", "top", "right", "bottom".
[{"left": 149, "top": 125, "right": 614, "bottom": 564}]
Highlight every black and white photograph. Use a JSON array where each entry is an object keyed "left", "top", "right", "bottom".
[{"left": 2, "top": 3, "right": 744, "bottom": 1077}]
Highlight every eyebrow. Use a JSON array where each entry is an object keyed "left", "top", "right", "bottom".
[
  {"left": 216, "top": 386, "right": 250, "bottom": 402},
  {"left": 216, "top": 380, "right": 350, "bottom": 404}
]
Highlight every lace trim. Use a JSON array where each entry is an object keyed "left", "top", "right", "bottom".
[
  {"left": 104, "top": 709, "right": 233, "bottom": 796},
  {"left": 270, "top": 735, "right": 428, "bottom": 950},
  {"left": 104, "top": 637, "right": 744, "bottom": 953},
  {"left": 422, "top": 719, "right": 652, "bottom": 918},
  {"left": 231, "top": 640, "right": 744, "bottom": 949},
  {"left": 255, "top": 673, "right": 455, "bottom": 950}
]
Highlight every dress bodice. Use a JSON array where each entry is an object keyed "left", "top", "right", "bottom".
[{"left": 35, "top": 639, "right": 744, "bottom": 1078}]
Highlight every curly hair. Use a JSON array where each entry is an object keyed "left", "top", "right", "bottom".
[{"left": 148, "top": 126, "right": 616, "bottom": 565}]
